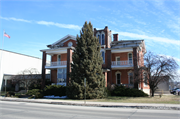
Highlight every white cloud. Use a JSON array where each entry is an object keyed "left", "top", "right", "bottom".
[
  {"left": 112, "top": 30, "right": 180, "bottom": 46},
  {"left": 36, "top": 21, "right": 81, "bottom": 30},
  {"left": 0, "top": 16, "right": 81, "bottom": 30},
  {"left": 0, "top": 16, "right": 31, "bottom": 23}
]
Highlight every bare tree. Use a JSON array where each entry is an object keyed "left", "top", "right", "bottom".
[
  {"left": 135, "top": 52, "right": 179, "bottom": 97},
  {"left": 11, "top": 68, "right": 41, "bottom": 92}
]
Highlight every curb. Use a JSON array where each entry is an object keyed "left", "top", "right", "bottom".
[{"left": 1, "top": 98, "right": 179, "bottom": 110}]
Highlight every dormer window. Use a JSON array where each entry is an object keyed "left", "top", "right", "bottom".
[{"left": 68, "top": 42, "right": 73, "bottom": 47}]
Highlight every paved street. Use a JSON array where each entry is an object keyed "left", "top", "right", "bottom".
[{"left": 0, "top": 101, "right": 179, "bottom": 119}]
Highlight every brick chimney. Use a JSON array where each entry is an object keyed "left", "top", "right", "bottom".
[{"left": 113, "top": 34, "right": 118, "bottom": 41}]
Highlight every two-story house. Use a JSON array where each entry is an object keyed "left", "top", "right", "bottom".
[{"left": 40, "top": 26, "right": 150, "bottom": 94}]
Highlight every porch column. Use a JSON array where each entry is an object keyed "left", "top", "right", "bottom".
[
  {"left": 67, "top": 48, "right": 72, "bottom": 85},
  {"left": 106, "top": 50, "right": 112, "bottom": 85},
  {"left": 133, "top": 48, "right": 138, "bottom": 89},
  {"left": 41, "top": 51, "right": 46, "bottom": 89}
]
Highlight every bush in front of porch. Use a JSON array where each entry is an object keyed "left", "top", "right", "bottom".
[{"left": 111, "top": 85, "right": 148, "bottom": 97}]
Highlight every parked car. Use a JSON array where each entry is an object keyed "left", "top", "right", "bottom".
[
  {"left": 176, "top": 89, "right": 180, "bottom": 95},
  {"left": 170, "top": 88, "right": 179, "bottom": 94}
]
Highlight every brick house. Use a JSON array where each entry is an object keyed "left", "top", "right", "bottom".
[{"left": 40, "top": 26, "right": 150, "bottom": 94}]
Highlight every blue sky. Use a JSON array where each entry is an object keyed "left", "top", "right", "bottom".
[{"left": 0, "top": 0, "right": 180, "bottom": 67}]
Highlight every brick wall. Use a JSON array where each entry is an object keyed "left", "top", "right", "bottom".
[
  {"left": 51, "top": 53, "right": 67, "bottom": 62},
  {"left": 112, "top": 52, "right": 129, "bottom": 61},
  {"left": 112, "top": 69, "right": 130, "bottom": 84},
  {"left": 51, "top": 69, "right": 57, "bottom": 83}
]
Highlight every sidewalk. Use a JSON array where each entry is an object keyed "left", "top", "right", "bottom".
[{"left": 0, "top": 97, "right": 179, "bottom": 110}]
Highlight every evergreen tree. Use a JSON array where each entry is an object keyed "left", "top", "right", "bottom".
[{"left": 67, "top": 22, "right": 106, "bottom": 99}]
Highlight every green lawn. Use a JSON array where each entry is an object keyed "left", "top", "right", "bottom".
[
  {"left": 87, "top": 95, "right": 180, "bottom": 104},
  {"left": 53, "top": 95, "right": 180, "bottom": 104}
]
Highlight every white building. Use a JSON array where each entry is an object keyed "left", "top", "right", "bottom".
[{"left": 0, "top": 49, "right": 43, "bottom": 91}]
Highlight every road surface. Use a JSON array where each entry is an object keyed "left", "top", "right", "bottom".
[{"left": 0, "top": 101, "right": 179, "bottom": 119}]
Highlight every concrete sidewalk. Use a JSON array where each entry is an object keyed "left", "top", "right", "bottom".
[{"left": 0, "top": 97, "right": 179, "bottom": 110}]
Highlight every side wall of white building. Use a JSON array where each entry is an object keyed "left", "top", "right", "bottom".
[{"left": 0, "top": 50, "right": 42, "bottom": 91}]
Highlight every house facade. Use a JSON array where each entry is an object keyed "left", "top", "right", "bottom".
[{"left": 40, "top": 26, "right": 150, "bottom": 94}]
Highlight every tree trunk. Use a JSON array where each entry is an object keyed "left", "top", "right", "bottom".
[{"left": 151, "top": 88, "right": 154, "bottom": 97}]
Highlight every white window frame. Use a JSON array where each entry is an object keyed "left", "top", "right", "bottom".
[
  {"left": 57, "top": 54, "right": 61, "bottom": 62},
  {"left": 68, "top": 42, "right": 73, "bottom": 47},
  {"left": 115, "top": 71, "right": 121, "bottom": 85},
  {"left": 116, "top": 56, "right": 120, "bottom": 65},
  {"left": 116, "top": 56, "right": 120, "bottom": 61},
  {"left": 96, "top": 32, "right": 101, "bottom": 44},
  {"left": 143, "top": 72, "right": 148, "bottom": 87},
  {"left": 101, "top": 32, "right": 105, "bottom": 45},
  {"left": 101, "top": 50, "right": 105, "bottom": 64},
  {"left": 127, "top": 70, "right": 133, "bottom": 85},
  {"left": 128, "top": 52, "right": 133, "bottom": 65},
  {"left": 57, "top": 68, "right": 67, "bottom": 83}
]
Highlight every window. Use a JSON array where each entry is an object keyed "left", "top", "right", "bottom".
[
  {"left": 96, "top": 32, "right": 101, "bottom": 44},
  {"left": 116, "top": 57, "right": 120, "bottom": 65},
  {"left": 128, "top": 53, "right": 132, "bottom": 64},
  {"left": 98, "top": 34, "right": 101, "bottom": 44},
  {"left": 102, "top": 34, "right": 105, "bottom": 45},
  {"left": 101, "top": 51, "right": 105, "bottom": 63},
  {"left": 68, "top": 42, "right": 73, "bottom": 47},
  {"left": 128, "top": 72, "right": 133, "bottom": 85},
  {"left": 143, "top": 72, "right": 148, "bottom": 86},
  {"left": 57, "top": 68, "right": 67, "bottom": 83},
  {"left": 58, "top": 55, "right": 61, "bottom": 61},
  {"left": 116, "top": 73, "right": 121, "bottom": 85}
]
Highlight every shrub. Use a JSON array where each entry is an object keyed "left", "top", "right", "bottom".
[
  {"left": 6, "top": 91, "right": 15, "bottom": 97},
  {"left": 28, "top": 82, "right": 41, "bottom": 90},
  {"left": 27, "top": 89, "right": 43, "bottom": 99},
  {"left": 111, "top": 85, "right": 148, "bottom": 97},
  {"left": 44, "top": 85, "right": 66, "bottom": 97}
]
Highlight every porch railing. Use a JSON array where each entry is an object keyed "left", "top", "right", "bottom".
[
  {"left": 111, "top": 60, "right": 133, "bottom": 66},
  {"left": 46, "top": 61, "right": 67, "bottom": 67}
]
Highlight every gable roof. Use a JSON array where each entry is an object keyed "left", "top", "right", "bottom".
[{"left": 47, "top": 34, "right": 76, "bottom": 47}]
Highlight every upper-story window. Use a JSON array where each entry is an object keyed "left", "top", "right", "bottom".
[
  {"left": 102, "top": 34, "right": 105, "bottom": 45},
  {"left": 68, "top": 42, "right": 73, "bottom": 47},
  {"left": 98, "top": 34, "right": 101, "bottom": 44},
  {"left": 58, "top": 55, "right": 61, "bottom": 61},
  {"left": 101, "top": 51, "right": 105, "bottom": 63},
  {"left": 128, "top": 53, "right": 132, "bottom": 64}
]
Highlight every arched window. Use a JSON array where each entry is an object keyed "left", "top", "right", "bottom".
[
  {"left": 115, "top": 72, "right": 121, "bottom": 85},
  {"left": 128, "top": 71, "right": 133, "bottom": 85},
  {"left": 98, "top": 34, "right": 101, "bottom": 44},
  {"left": 96, "top": 32, "right": 101, "bottom": 44},
  {"left": 102, "top": 34, "right": 105, "bottom": 45}
]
